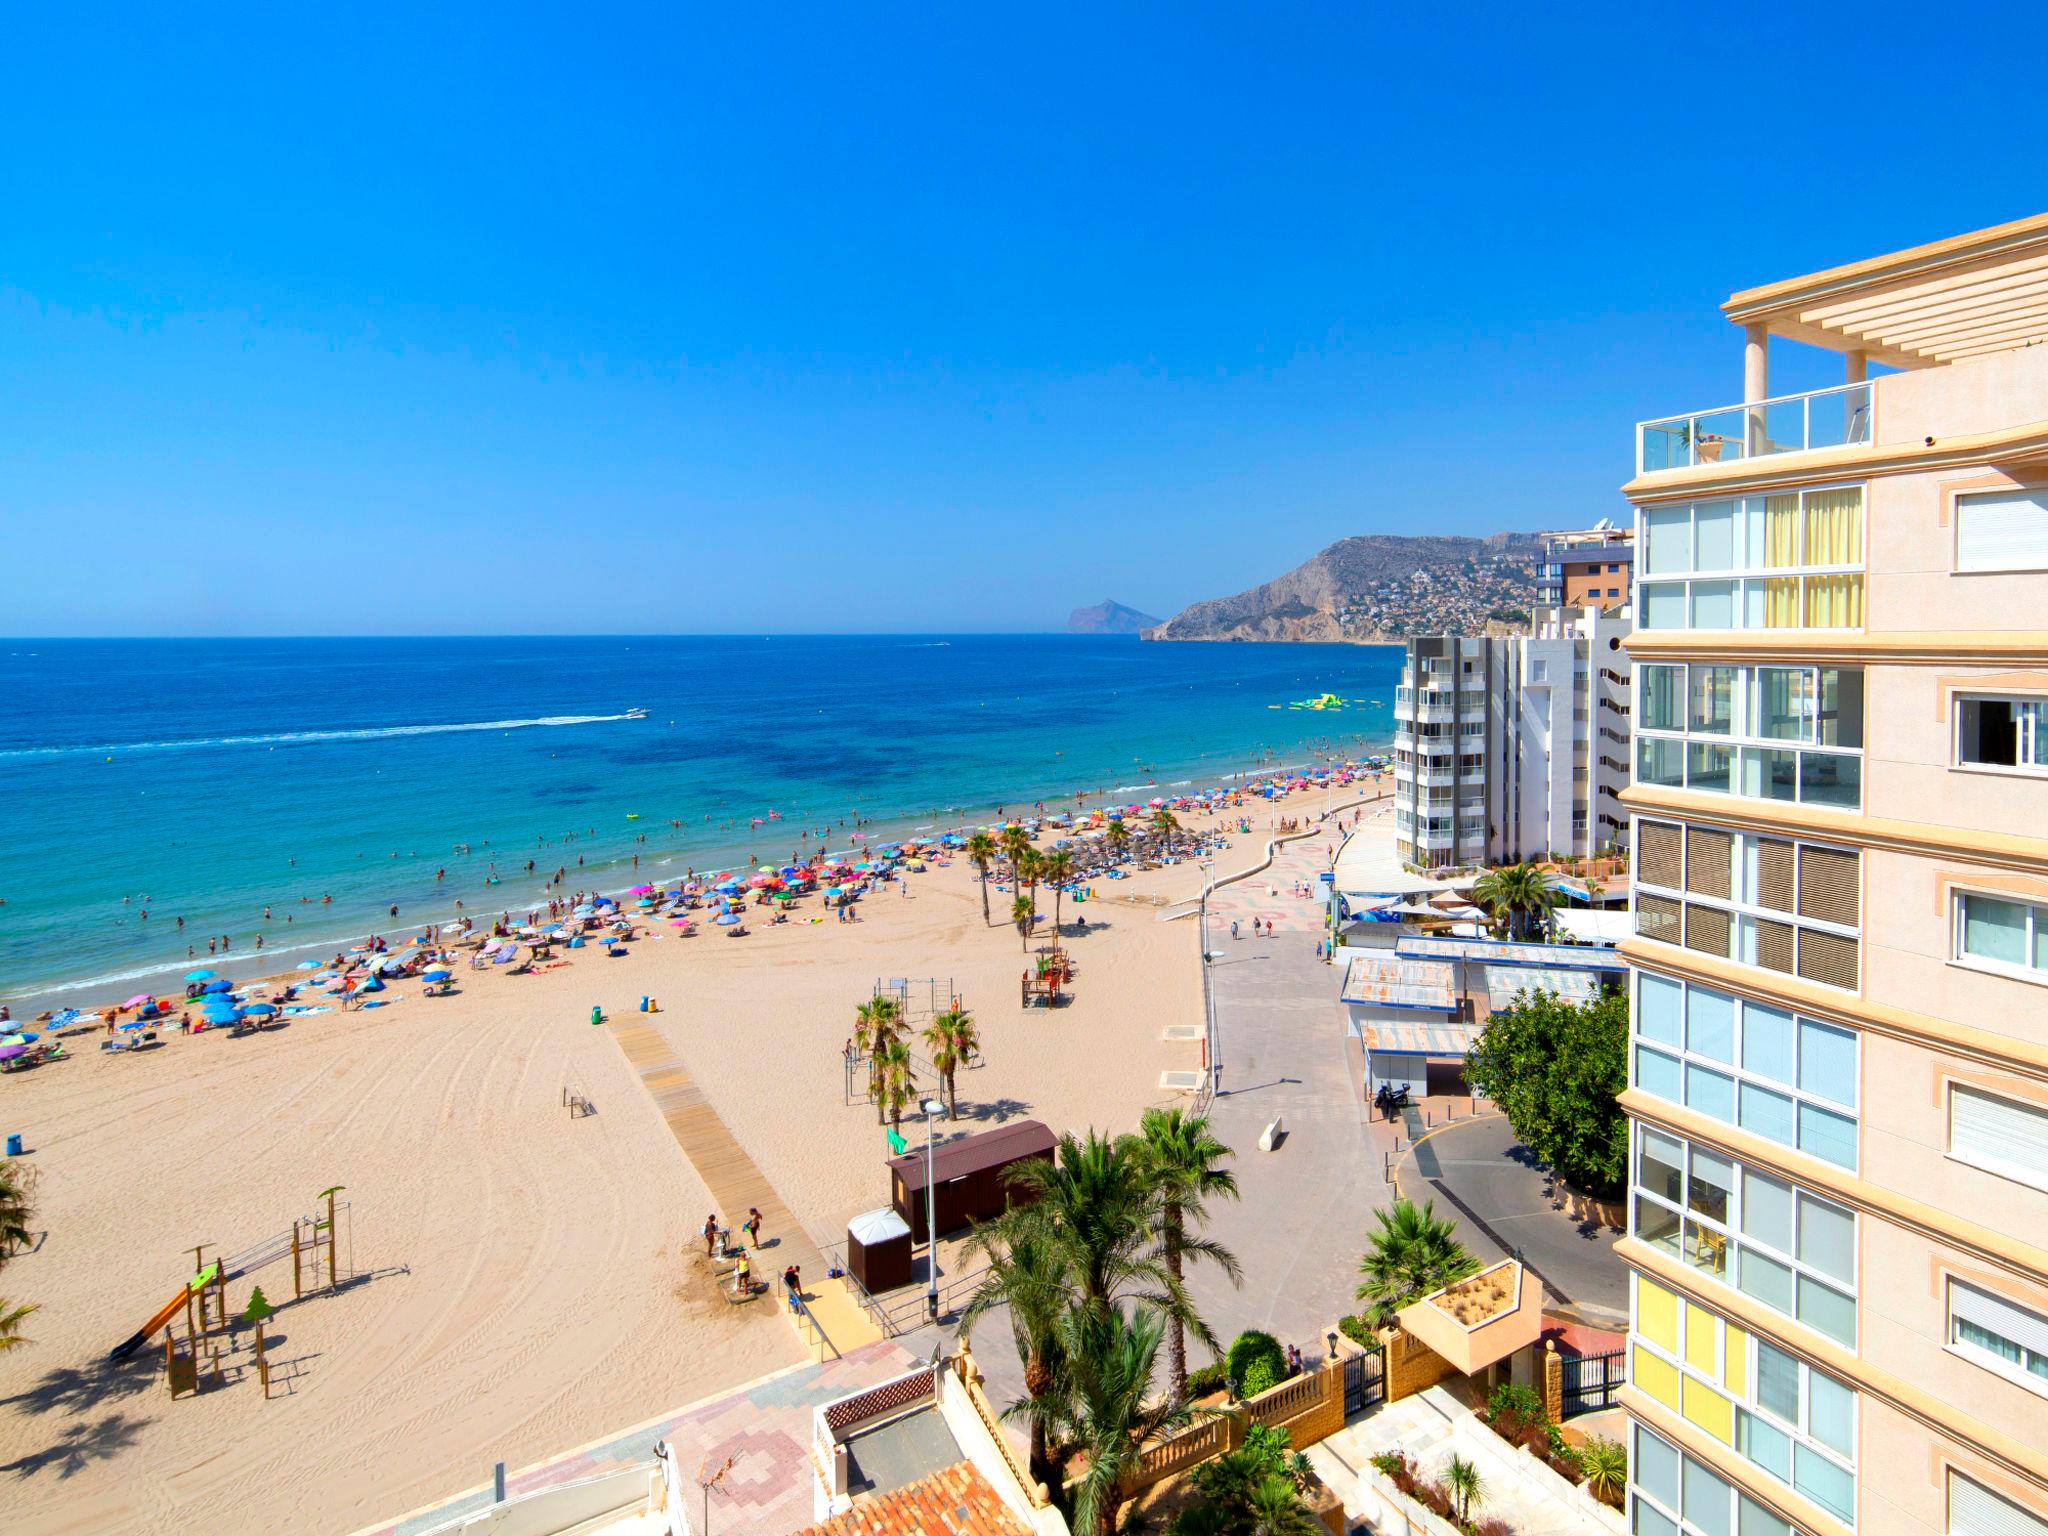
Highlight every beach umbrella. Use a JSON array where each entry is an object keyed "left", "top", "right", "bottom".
[
  {"left": 240, "top": 1003, "right": 278, "bottom": 1018},
  {"left": 0, "top": 1045, "right": 25, "bottom": 1062},
  {"left": 123, "top": 993, "right": 154, "bottom": 1008},
  {"left": 202, "top": 978, "right": 233, "bottom": 994},
  {"left": 630, "top": 883, "right": 654, "bottom": 895},
  {"left": 185, "top": 969, "right": 216, "bottom": 982},
  {"left": 1, "top": 1033, "right": 38, "bottom": 1047},
  {"left": 296, "top": 960, "right": 323, "bottom": 970},
  {"left": 422, "top": 968, "right": 452, "bottom": 982},
  {"left": 716, "top": 912, "right": 741, "bottom": 926}
]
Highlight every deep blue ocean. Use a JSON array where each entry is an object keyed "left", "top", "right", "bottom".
[{"left": 0, "top": 636, "right": 1400, "bottom": 1005}]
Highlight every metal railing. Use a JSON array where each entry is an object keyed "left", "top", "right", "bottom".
[{"left": 1638, "top": 380, "right": 1873, "bottom": 474}]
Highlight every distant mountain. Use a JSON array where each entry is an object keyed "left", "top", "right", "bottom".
[
  {"left": 1143, "top": 533, "right": 1540, "bottom": 643},
  {"left": 1068, "top": 599, "right": 1162, "bottom": 635}
]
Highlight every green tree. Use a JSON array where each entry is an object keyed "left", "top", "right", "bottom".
[
  {"left": 966, "top": 832, "right": 999, "bottom": 927},
  {"left": 1017, "top": 847, "right": 1044, "bottom": 911},
  {"left": 1463, "top": 986, "right": 1628, "bottom": 1196},
  {"left": 1058, "top": 1304, "right": 1188, "bottom": 1536},
  {"left": 1040, "top": 848, "right": 1075, "bottom": 938},
  {"left": 923, "top": 1008, "right": 980, "bottom": 1121},
  {"left": 1011, "top": 893, "right": 1036, "bottom": 952},
  {"left": 999, "top": 825, "right": 1033, "bottom": 886},
  {"left": 1354, "top": 1198, "right": 1478, "bottom": 1327},
  {"left": 1150, "top": 808, "right": 1181, "bottom": 853},
  {"left": 1106, "top": 819, "right": 1131, "bottom": 858},
  {"left": 960, "top": 1224, "right": 1072, "bottom": 1491},
  {"left": 1470, "top": 862, "right": 1559, "bottom": 941},
  {"left": 1133, "top": 1108, "right": 1242, "bottom": 1400}
]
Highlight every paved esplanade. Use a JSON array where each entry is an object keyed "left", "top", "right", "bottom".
[{"left": 1179, "top": 799, "right": 1394, "bottom": 1362}]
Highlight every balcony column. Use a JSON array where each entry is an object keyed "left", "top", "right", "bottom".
[
  {"left": 1743, "top": 324, "right": 1769, "bottom": 455},
  {"left": 1843, "top": 349, "right": 1867, "bottom": 384}
]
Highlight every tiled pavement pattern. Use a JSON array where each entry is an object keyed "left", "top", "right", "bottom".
[
  {"left": 365, "top": 1340, "right": 921, "bottom": 1536},
  {"left": 795, "top": 1461, "right": 1029, "bottom": 1536}
]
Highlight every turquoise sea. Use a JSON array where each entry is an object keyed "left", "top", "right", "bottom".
[{"left": 0, "top": 636, "right": 1400, "bottom": 1006}]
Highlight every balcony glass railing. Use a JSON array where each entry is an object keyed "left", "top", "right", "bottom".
[{"left": 1638, "top": 382, "right": 1873, "bottom": 474}]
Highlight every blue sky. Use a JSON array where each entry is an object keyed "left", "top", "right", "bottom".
[{"left": 7, "top": 3, "right": 2047, "bottom": 636}]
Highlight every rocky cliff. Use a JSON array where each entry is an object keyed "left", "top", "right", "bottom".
[{"left": 1144, "top": 533, "right": 1539, "bottom": 642}]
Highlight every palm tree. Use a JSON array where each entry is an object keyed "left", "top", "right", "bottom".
[
  {"left": 1059, "top": 1303, "right": 1188, "bottom": 1536},
  {"left": 0, "top": 1300, "right": 35, "bottom": 1353},
  {"left": 1443, "top": 1454, "right": 1483, "bottom": 1525},
  {"left": 0, "top": 1160, "right": 35, "bottom": 1258},
  {"left": 1578, "top": 1437, "right": 1627, "bottom": 1505},
  {"left": 1105, "top": 819, "right": 1131, "bottom": 859},
  {"left": 1011, "top": 893, "right": 1035, "bottom": 952},
  {"left": 999, "top": 825, "right": 1033, "bottom": 885},
  {"left": 966, "top": 832, "right": 999, "bottom": 926},
  {"left": 1017, "top": 847, "right": 1044, "bottom": 911},
  {"left": 1470, "top": 862, "right": 1558, "bottom": 941},
  {"left": 960, "top": 1224, "right": 1071, "bottom": 1490},
  {"left": 875, "top": 1038, "right": 916, "bottom": 1128},
  {"left": 1151, "top": 808, "right": 1181, "bottom": 854},
  {"left": 1355, "top": 1198, "right": 1478, "bottom": 1327},
  {"left": 1041, "top": 848, "right": 1075, "bottom": 937},
  {"left": 923, "top": 1008, "right": 980, "bottom": 1120},
  {"left": 855, "top": 995, "right": 905, "bottom": 1122},
  {"left": 1134, "top": 1107, "right": 1242, "bottom": 1399},
  {"left": 1247, "top": 1474, "right": 1323, "bottom": 1536}
]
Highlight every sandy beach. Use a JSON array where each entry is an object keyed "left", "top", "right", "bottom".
[{"left": 0, "top": 793, "right": 1369, "bottom": 1535}]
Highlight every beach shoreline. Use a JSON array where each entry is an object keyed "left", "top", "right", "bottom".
[{"left": 0, "top": 765, "right": 1393, "bottom": 1536}]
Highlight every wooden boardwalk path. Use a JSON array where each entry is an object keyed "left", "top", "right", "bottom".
[{"left": 604, "top": 1015, "right": 882, "bottom": 1357}]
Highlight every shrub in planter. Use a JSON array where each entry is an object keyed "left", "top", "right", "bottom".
[
  {"left": 1474, "top": 1521, "right": 1515, "bottom": 1536},
  {"left": 1187, "top": 1362, "right": 1230, "bottom": 1399},
  {"left": 1578, "top": 1437, "right": 1627, "bottom": 1508},
  {"left": 1240, "top": 1356, "right": 1279, "bottom": 1398},
  {"left": 1486, "top": 1382, "right": 1543, "bottom": 1425},
  {"left": 1369, "top": 1450, "right": 1418, "bottom": 1496},
  {"left": 1225, "top": 1330, "right": 1287, "bottom": 1398},
  {"left": 1416, "top": 1481, "right": 1454, "bottom": 1520},
  {"left": 1337, "top": 1313, "right": 1376, "bottom": 1348}
]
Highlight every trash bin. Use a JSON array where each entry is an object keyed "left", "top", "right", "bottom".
[{"left": 5, "top": 1134, "right": 22, "bottom": 1156}]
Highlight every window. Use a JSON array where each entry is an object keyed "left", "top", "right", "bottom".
[
  {"left": 1950, "top": 1280, "right": 2048, "bottom": 1390},
  {"left": 1631, "top": 1125, "right": 1857, "bottom": 1343},
  {"left": 1957, "top": 695, "right": 2048, "bottom": 771},
  {"left": 1634, "top": 488, "right": 1864, "bottom": 633},
  {"left": 1955, "top": 487, "right": 2048, "bottom": 573},
  {"left": 1635, "top": 822, "right": 1860, "bottom": 990},
  {"left": 1951, "top": 1085, "right": 2048, "bottom": 1192},
  {"left": 1634, "top": 663, "right": 1863, "bottom": 809},
  {"left": 1951, "top": 1471, "right": 2048, "bottom": 1536},
  {"left": 1955, "top": 892, "right": 2048, "bottom": 979}
]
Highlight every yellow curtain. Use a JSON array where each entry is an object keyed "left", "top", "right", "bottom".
[
  {"left": 1764, "top": 495, "right": 1800, "bottom": 567},
  {"left": 1803, "top": 488, "right": 1863, "bottom": 566},
  {"left": 1803, "top": 575, "right": 1864, "bottom": 628},
  {"left": 1762, "top": 578, "right": 1802, "bottom": 627}
]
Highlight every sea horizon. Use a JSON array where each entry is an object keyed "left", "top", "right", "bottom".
[{"left": 1, "top": 633, "right": 1401, "bottom": 1006}]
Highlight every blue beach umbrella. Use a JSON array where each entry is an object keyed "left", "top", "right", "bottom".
[
  {"left": 185, "top": 969, "right": 216, "bottom": 982},
  {"left": 296, "top": 960, "right": 322, "bottom": 970},
  {"left": 202, "top": 978, "right": 233, "bottom": 994},
  {"left": 240, "top": 1003, "right": 277, "bottom": 1018},
  {"left": 716, "top": 912, "right": 741, "bottom": 925},
  {"left": 422, "top": 967, "right": 452, "bottom": 981}
]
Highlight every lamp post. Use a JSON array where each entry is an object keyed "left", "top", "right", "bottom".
[{"left": 923, "top": 1098, "right": 945, "bottom": 1322}]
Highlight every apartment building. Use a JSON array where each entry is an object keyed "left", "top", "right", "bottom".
[
  {"left": 1619, "top": 215, "right": 2048, "bottom": 1536},
  {"left": 1539, "top": 519, "right": 1635, "bottom": 609},
  {"left": 1391, "top": 591, "right": 1633, "bottom": 870}
]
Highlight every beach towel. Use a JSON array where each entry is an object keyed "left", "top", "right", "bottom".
[{"left": 283, "top": 1005, "right": 333, "bottom": 1017}]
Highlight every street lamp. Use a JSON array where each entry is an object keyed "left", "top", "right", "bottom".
[{"left": 922, "top": 1098, "right": 945, "bottom": 1322}]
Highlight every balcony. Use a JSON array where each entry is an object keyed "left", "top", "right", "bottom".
[{"left": 1637, "top": 381, "right": 1872, "bottom": 475}]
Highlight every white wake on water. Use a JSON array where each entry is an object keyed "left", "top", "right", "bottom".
[{"left": 0, "top": 713, "right": 639, "bottom": 759}]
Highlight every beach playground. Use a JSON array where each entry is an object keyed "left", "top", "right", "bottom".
[{"left": 0, "top": 777, "right": 1380, "bottom": 1535}]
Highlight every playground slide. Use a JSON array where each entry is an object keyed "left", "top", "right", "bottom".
[{"left": 108, "top": 1261, "right": 219, "bottom": 1361}]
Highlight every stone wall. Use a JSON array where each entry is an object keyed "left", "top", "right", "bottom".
[{"left": 1381, "top": 1327, "right": 1458, "bottom": 1403}]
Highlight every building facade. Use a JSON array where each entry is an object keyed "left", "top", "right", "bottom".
[
  {"left": 1392, "top": 597, "right": 1633, "bottom": 870},
  {"left": 1539, "top": 520, "right": 1635, "bottom": 609},
  {"left": 1619, "top": 216, "right": 2048, "bottom": 1536}
]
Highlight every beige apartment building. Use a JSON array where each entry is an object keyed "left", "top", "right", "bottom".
[{"left": 1619, "top": 215, "right": 2048, "bottom": 1536}]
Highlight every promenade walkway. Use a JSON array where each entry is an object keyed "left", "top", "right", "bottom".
[
  {"left": 605, "top": 1016, "right": 883, "bottom": 1357},
  {"left": 1179, "top": 795, "right": 1397, "bottom": 1361},
  {"left": 354, "top": 1340, "right": 920, "bottom": 1536}
]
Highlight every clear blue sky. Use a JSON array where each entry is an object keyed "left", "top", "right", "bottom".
[{"left": 7, "top": 3, "right": 2046, "bottom": 636}]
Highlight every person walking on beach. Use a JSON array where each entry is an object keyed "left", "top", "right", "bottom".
[
  {"left": 783, "top": 1264, "right": 802, "bottom": 1313},
  {"left": 702, "top": 1213, "right": 720, "bottom": 1257},
  {"left": 744, "top": 1207, "right": 763, "bottom": 1248},
  {"left": 1231, "top": 919, "right": 1239, "bottom": 941}
]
